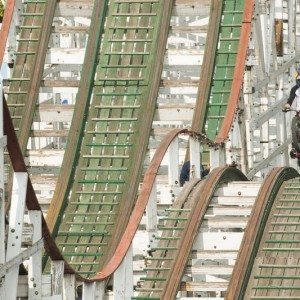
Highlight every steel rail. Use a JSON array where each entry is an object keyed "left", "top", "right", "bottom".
[
  {"left": 226, "top": 167, "right": 299, "bottom": 299},
  {"left": 0, "top": 0, "right": 15, "bottom": 67},
  {"left": 162, "top": 166, "right": 248, "bottom": 299},
  {"left": 215, "top": 0, "right": 255, "bottom": 144}
]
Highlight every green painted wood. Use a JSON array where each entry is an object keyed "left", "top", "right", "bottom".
[
  {"left": 50, "top": 0, "right": 170, "bottom": 277},
  {"left": 244, "top": 177, "right": 300, "bottom": 298},
  {"left": 203, "top": 0, "right": 244, "bottom": 140}
]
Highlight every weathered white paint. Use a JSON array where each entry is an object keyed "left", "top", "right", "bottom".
[
  {"left": 5, "top": 172, "right": 28, "bottom": 300},
  {"left": 28, "top": 211, "right": 42, "bottom": 300},
  {"left": 51, "top": 261, "right": 64, "bottom": 299},
  {"left": 190, "top": 137, "right": 201, "bottom": 179},
  {"left": 114, "top": 244, "right": 133, "bottom": 300},
  {"left": 146, "top": 180, "right": 158, "bottom": 248}
]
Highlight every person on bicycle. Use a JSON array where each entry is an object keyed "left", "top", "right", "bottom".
[
  {"left": 284, "top": 72, "right": 300, "bottom": 110},
  {"left": 283, "top": 71, "right": 300, "bottom": 162}
]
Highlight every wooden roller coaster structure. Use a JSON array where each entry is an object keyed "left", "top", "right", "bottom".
[{"left": 1, "top": 0, "right": 300, "bottom": 299}]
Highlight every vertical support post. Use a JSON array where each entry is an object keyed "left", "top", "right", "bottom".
[
  {"left": 168, "top": 137, "right": 179, "bottom": 186},
  {"left": 189, "top": 137, "right": 201, "bottom": 179},
  {"left": 146, "top": 180, "right": 157, "bottom": 248},
  {"left": 28, "top": 211, "right": 42, "bottom": 300},
  {"left": 83, "top": 282, "right": 95, "bottom": 300},
  {"left": 0, "top": 78, "right": 5, "bottom": 266},
  {"left": 210, "top": 147, "right": 226, "bottom": 169},
  {"left": 288, "top": 0, "right": 296, "bottom": 50},
  {"left": 0, "top": 77, "right": 3, "bottom": 299},
  {"left": 51, "top": 260, "right": 64, "bottom": 299},
  {"left": 94, "top": 281, "right": 106, "bottom": 300},
  {"left": 243, "top": 68, "right": 254, "bottom": 171},
  {"left": 63, "top": 274, "right": 76, "bottom": 300},
  {"left": 226, "top": 117, "right": 241, "bottom": 166},
  {"left": 114, "top": 243, "right": 133, "bottom": 299},
  {"left": 276, "top": 74, "right": 289, "bottom": 166},
  {"left": 5, "top": 172, "right": 28, "bottom": 300},
  {"left": 260, "top": 97, "right": 269, "bottom": 163}
]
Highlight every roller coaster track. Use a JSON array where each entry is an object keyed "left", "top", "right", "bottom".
[
  {"left": 192, "top": 0, "right": 254, "bottom": 143},
  {"left": 227, "top": 168, "right": 300, "bottom": 299},
  {"left": 44, "top": 0, "right": 175, "bottom": 278},
  {"left": 5, "top": 0, "right": 57, "bottom": 153},
  {"left": 2, "top": 0, "right": 300, "bottom": 298}
]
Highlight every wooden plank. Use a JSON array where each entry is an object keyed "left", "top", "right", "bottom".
[
  {"left": 180, "top": 281, "right": 228, "bottom": 292},
  {"left": 5, "top": 172, "right": 28, "bottom": 300}
]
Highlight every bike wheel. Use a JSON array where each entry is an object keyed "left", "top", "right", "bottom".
[{"left": 292, "top": 116, "right": 300, "bottom": 152}]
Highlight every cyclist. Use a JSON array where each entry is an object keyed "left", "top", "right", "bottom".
[
  {"left": 284, "top": 71, "right": 300, "bottom": 110},
  {"left": 283, "top": 71, "right": 300, "bottom": 162}
]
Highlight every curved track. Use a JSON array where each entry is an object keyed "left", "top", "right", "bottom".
[
  {"left": 192, "top": 0, "right": 254, "bottom": 143},
  {"left": 227, "top": 168, "right": 300, "bottom": 299},
  {"left": 134, "top": 167, "right": 250, "bottom": 299},
  {"left": 43, "top": 0, "right": 175, "bottom": 278},
  {"left": 2, "top": 0, "right": 300, "bottom": 298}
]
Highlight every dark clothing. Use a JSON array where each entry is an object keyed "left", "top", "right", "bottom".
[
  {"left": 287, "top": 84, "right": 300, "bottom": 106},
  {"left": 179, "top": 161, "right": 190, "bottom": 187},
  {"left": 179, "top": 161, "right": 209, "bottom": 186}
]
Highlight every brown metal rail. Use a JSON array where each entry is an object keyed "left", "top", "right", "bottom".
[
  {"left": 226, "top": 167, "right": 299, "bottom": 299},
  {"left": 0, "top": 0, "right": 15, "bottom": 66}
]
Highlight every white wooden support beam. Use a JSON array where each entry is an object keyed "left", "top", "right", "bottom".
[
  {"left": 83, "top": 282, "right": 95, "bottom": 300},
  {"left": 28, "top": 211, "right": 42, "bottom": 300},
  {"left": 276, "top": 74, "right": 289, "bottom": 166},
  {"left": 226, "top": 117, "right": 242, "bottom": 167},
  {"left": 114, "top": 243, "right": 133, "bottom": 300},
  {"left": 0, "top": 78, "right": 5, "bottom": 266},
  {"left": 189, "top": 137, "right": 201, "bottom": 179},
  {"left": 63, "top": 274, "right": 76, "bottom": 300},
  {"left": 254, "top": 6, "right": 268, "bottom": 75},
  {"left": 0, "top": 277, "right": 4, "bottom": 300},
  {"left": 288, "top": 0, "right": 296, "bottom": 50},
  {"left": 210, "top": 147, "right": 225, "bottom": 169},
  {"left": 0, "top": 239, "right": 44, "bottom": 278},
  {"left": 247, "top": 139, "right": 291, "bottom": 179},
  {"left": 260, "top": 97, "right": 270, "bottom": 161},
  {"left": 94, "top": 281, "right": 106, "bottom": 300},
  {"left": 5, "top": 172, "right": 28, "bottom": 300},
  {"left": 51, "top": 260, "right": 64, "bottom": 299},
  {"left": 168, "top": 137, "right": 179, "bottom": 186},
  {"left": 146, "top": 179, "right": 158, "bottom": 248}
]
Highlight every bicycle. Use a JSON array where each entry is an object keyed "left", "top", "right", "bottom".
[{"left": 283, "top": 107, "right": 300, "bottom": 166}]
